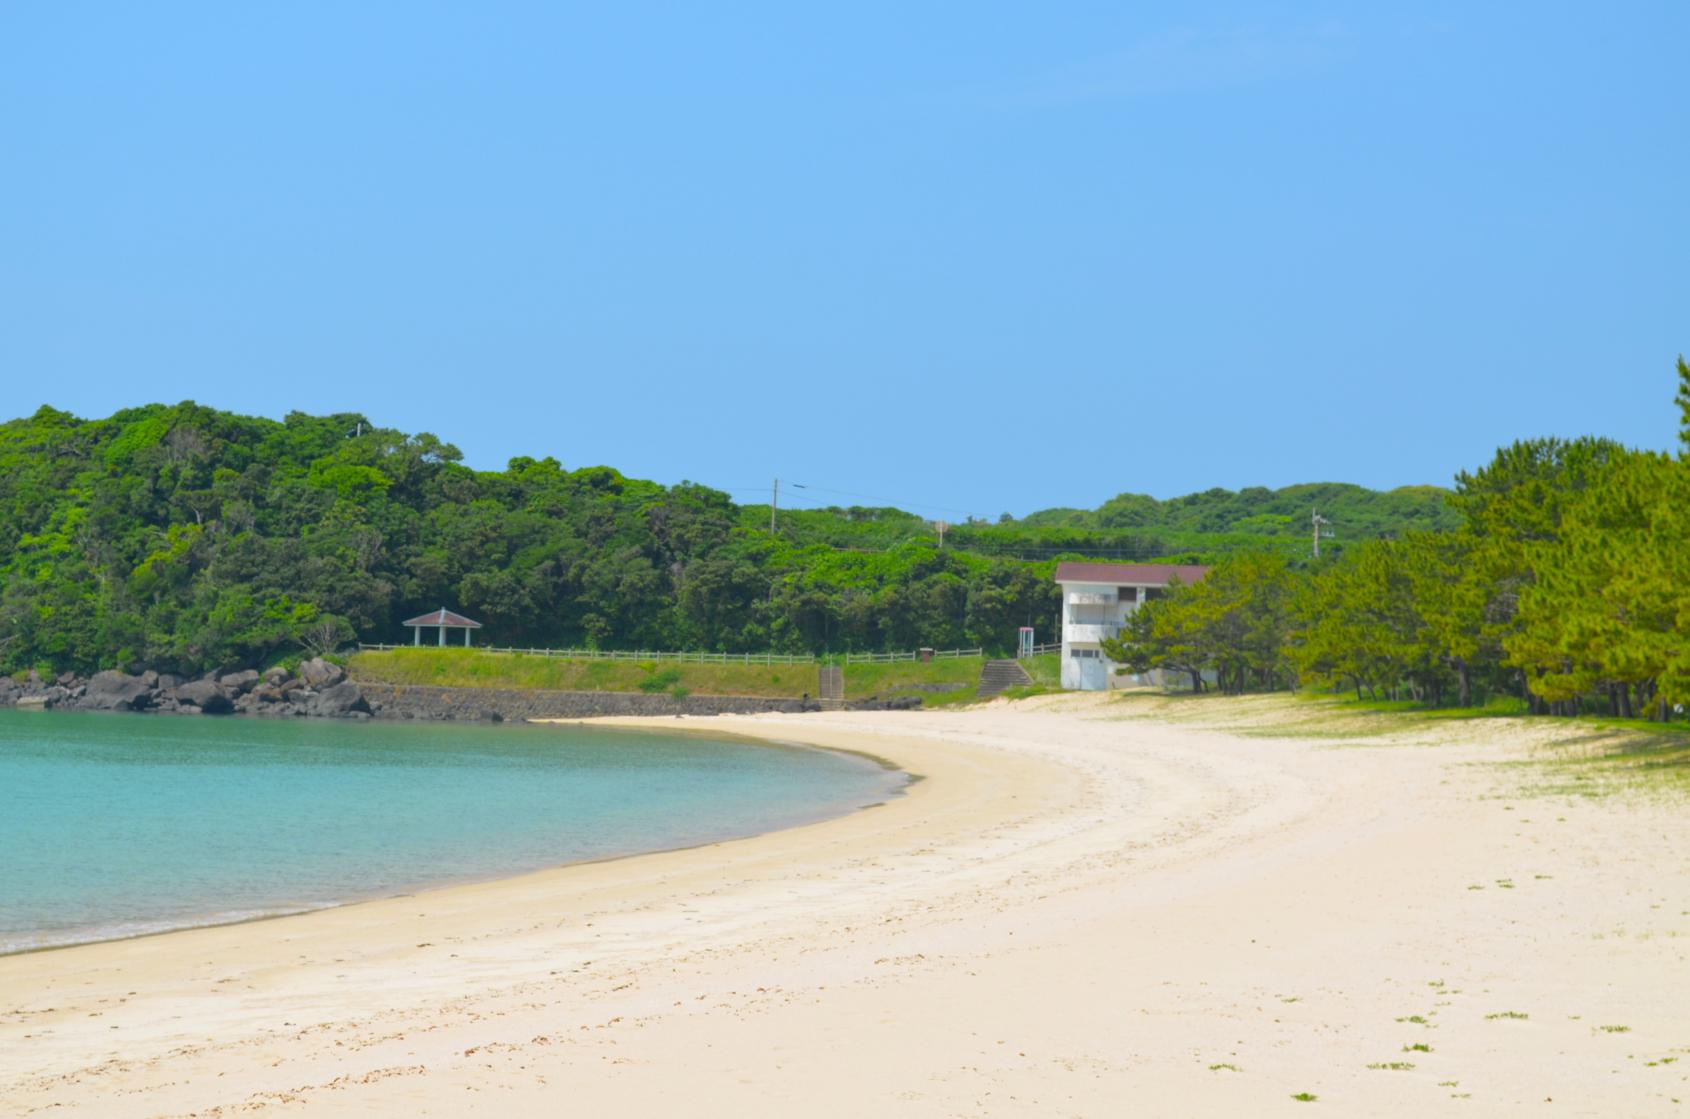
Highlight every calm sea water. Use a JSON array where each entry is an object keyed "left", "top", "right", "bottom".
[{"left": 0, "top": 709, "right": 903, "bottom": 953}]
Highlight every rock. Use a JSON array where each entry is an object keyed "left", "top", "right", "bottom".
[
  {"left": 262, "top": 666, "right": 291, "bottom": 686},
  {"left": 298, "top": 657, "right": 345, "bottom": 688},
  {"left": 16, "top": 693, "right": 51, "bottom": 709},
  {"left": 156, "top": 674, "right": 181, "bottom": 690},
  {"left": 306, "top": 680, "right": 370, "bottom": 718},
  {"left": 174, "top": 678, "right": 234, "bottom": 714},
  {"left": 82, "top": 670, "right": 156, "bottom": 711},
  {"left": 0, "top": 678, "right": 20, "bottom": 706},
  {"left": 56, "top": 671, "right": 78, "bottom": 686},
  {"left": 139, "top": 670, "right": 160, "bottom": 688},
  {"left": 218, "top": 669, "right": 261, "bottom": 694}
]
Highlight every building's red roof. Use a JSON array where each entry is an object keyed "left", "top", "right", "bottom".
[
  {"left": 1053, "top": 562, "right": 1209, "bottom": 586},
  {"left": 401, "top": 608, "right": 483, "bottom": 628}
]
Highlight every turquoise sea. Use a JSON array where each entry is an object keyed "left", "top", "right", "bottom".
[{"left": 0, "top": 709, "right": 904, "bottom": 953}]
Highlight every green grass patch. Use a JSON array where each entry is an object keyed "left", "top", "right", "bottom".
[
  {"left": 1504, "top": 725, "right": 1690, "bottom": 800},
  {"left": 1485, "top": 1011, "right": 1528, "bottom": 1020},
  {"left": 838, "top": 657, "right": 985, "bottom": 701},
  {"left": 1290, "top": 1092, "right": 1318, "bottom": 1102},
  {"left": 351, "top": 648, "right": 815, "bottom": 698},
  {"left": 1021, "top": 653, "right": 1062, "bottom": 689},
  {"left": 352, "top": 647, "right": 1000, "bottom": 705},
  {"left": 1368, "top": 1062, "right": 1416, "bottom": 1071}
]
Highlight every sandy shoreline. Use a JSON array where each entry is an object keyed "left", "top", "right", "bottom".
[
  {"left": 0, "top": 724, "right": 908, "bottom": 960},
  {"left": 3, "top": 696, "right": 1687, "bottom": 1115}
]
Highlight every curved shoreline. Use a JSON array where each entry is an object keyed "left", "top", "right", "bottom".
[
  {"left": 0, "top": 721, "right": 910, "bottom": 959},
  {"left": 6, "top": 698, "right": 1687, "bottom": 1117}
]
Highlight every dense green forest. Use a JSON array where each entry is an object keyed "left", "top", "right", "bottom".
[
  {"left": 1106, "top": 359, "right": 1690, "bottom": 717},
  {"left": 0, "top": 402, "right": 1451, "bottom": 677},
  {"left": 738, "top": 481, "right": 1457, "bottom": 560}
]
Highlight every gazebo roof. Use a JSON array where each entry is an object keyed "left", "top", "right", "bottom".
[{"left": 401, "top": 608, "right": 483, "bottom": 629}]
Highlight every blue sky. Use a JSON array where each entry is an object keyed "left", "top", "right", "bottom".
[{"left": 3, "top": 3, "right": 1685, "bottom": 518}]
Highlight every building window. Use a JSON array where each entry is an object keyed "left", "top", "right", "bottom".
[
  {"left": 1145, "top": 587, "right": 1166, "bottom": 601},
  {"left": 1070, "top": 648, "right": 1099, "bottom": 659},
  {"left": 1117, "top": 587, "right": 1138, "bottom": 603}
]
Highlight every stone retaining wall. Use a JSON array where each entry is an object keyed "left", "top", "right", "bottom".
[{"left": 359, "top": 683, "right": 813, "bottom": 721}]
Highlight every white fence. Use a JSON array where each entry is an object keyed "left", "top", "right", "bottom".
[
  {"left": 1021, "top": 642, "right": 1063, "bottom": 657},
  {"left": 841, "top": 647, "right": 983, "bottom": 664},
  {"left": 359, "top": 643, "right": 997, "bottom": 665},
  {"left": 357, "top": 644, "right": 817, "bottom": 665}
]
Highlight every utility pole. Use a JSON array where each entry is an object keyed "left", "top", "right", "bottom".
[
  {"left": 1312, "top": 508, "right": 1334, "bottom": 558},
  {"left": 935, "top": 519, "right": 947, "bottom": 549},
  {"left": 770, "top": 478, "right": 779, "bottom": 534}
]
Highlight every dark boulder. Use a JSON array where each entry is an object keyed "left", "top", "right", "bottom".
[
  {"left": 298, "top": 657, "right": 345, "bottom": 688},
  {"left": 262, "top": 666, "right": 292, "bottom": 687},
  {"left": 218, "top": 669, "right": 261, "bottom": 694},
  {"left": 82, "top": 670, "right": 156, "bottom": 712},
  {"left": 174, "top": 678, "right": 234, "bottom": 714},
  {"left": 307, "top": 681, "right": 370, "bottom": 718}
]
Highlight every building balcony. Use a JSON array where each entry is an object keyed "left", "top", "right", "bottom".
[
  {"left": 1067, "top": 592, "right": 1115, "bottom": 605},
  {"left": 1065, "top": 623, "right": 1121, "bottom": 643}
]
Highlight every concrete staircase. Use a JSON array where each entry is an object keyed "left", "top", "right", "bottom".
[
  {"left": 976, "top": 659, "right": 1033, "bottom": 699},
  {"left": 817, "top": 665, "right": 844, "bottom": 709}
]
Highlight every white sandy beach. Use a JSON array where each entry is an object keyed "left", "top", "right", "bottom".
[{"left": 2, "top": 695, "right": 1686, "bottom": 1116}]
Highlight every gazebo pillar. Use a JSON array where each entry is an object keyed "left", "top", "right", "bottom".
[
  {"left": 438, "top": 624, "right": 446, "bottom": 647},
  {"left": 413, "top": 626, "right": 422, "bottom": 646},
  {"left": 464, "top": 627, "right": 472, "bottom": 647}
]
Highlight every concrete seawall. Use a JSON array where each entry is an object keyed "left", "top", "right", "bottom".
[{"left": 358, "top": 683, "right": 814, "bottom": 721}]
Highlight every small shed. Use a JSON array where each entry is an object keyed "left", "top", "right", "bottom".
[{"left": 402, "top": 608, "right": 483, "bottom": 647}]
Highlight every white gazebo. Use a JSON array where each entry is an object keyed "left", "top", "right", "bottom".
[{"left": 402, "top": 608, "right": 483, "bottom": 647}]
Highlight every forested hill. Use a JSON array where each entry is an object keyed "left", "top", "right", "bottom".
[
  {"left": 0, "top": 402, "right": 1454, "bottom": 676},
  {"left": 735, "top": 484, "right": 1455, "bottom": 560},
  {"left": 1022, "top": 483, "right": 1458, "bottom": 537}
]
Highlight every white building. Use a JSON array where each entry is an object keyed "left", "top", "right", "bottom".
[{"left": 1055, "top": 562, "right": 1209, "bottom": 690}]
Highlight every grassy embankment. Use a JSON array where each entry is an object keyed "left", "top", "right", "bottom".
[
  {"left": 1098, "top": 690, "right": 1690, "bottom": 797},
  {"left": 348, "top": 649, "right": 992, "bottom": 705}
]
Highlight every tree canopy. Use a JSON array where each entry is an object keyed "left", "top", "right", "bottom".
[{"left": 1099, "top": 359, "right": 1690, "bottom": 720}]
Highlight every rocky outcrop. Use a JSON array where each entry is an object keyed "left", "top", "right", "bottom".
[
  {"left": 0, "top": 664, "right": 866, "bottom": 722},
  {"left": 0, "top": 662, "right": 374, "bottom": 720}
]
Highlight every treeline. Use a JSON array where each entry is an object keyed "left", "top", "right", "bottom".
[
  {"left": 0, "top": 403, "right": 1062, "bottom": 676},
  {"left": 1105, "top": 360, "right": 1690, "bottom": 718},
  {"left": 745, "top": 481, "right": 1459, "bottom": 562},
  {"left": 1018, "top": 481, "right": 1459, "bottom": 538}
]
